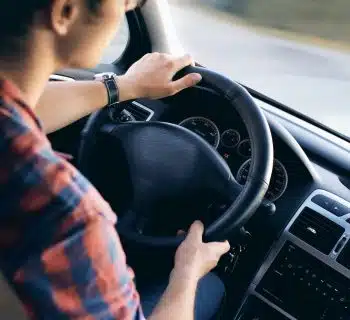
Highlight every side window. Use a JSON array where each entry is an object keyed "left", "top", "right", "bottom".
[{"left": 100, "top": 16, "right": 129, "bottom": 63}]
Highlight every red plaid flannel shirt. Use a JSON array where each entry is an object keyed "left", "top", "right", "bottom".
[{"left": 0, "top": 79, "right": 145, "bottom": 319}]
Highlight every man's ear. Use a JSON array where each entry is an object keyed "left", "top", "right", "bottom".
[{"left": 50, "top": 0, "right": 80, "bottom": 36}]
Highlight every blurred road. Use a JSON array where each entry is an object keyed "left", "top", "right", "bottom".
[
  {"left": 102, "top": 4, "right": 350, "bottom": 137},
  {"left": 170, "top": 5, "right": 350, "bottom": 136}
]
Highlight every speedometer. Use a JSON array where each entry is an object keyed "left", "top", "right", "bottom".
[
  {"left": 237, "top": 159, "right": 288, "bottom": 202},
  {"left": 179, "top": 117, "right": 220, "bottom": 148}
]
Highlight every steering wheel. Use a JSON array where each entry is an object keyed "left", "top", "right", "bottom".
[{"left": 78, "top": 66, "right": 274, "bottom": 247}]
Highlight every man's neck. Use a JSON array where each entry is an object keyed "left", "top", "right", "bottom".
[{"left": 0, "top": 42, "right": 56, "bottom": 108}]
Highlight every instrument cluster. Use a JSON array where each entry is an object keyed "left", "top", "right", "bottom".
[{"left": 179, "top": 116, "right": 289, "bottom": 202}]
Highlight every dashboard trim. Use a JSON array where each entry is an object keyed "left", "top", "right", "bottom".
[
  {"left": 248, "top": 292, "right": 297, "bottom": 320},
  {"left": 259, "top": 101, "right": 350, "bottom": 179},
  {"left": 264, "top": 113, "right": 320, "bottom": 182},
  {"left": 236, "top": 189, "right": 350, "bottom": 319},
  {"left": 257, "top": 101, "right": 350, "bottom": 151},
  {"left": 131, "top": 101, "right": 155, "bottom": 121},
  {"left": 49, "top": 74, "right": 75, "bottom": 82}
]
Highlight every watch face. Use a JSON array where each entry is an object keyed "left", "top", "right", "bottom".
[
  {"left": 94, "top": 72, "right": 115, "bottom": 81},
  {"left": 103, "top": 73, "right": 115, "bottom": 78}
]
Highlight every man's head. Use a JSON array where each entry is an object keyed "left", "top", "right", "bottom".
[{"left": 0, "top": 0, "right": 143, "bottom": 69}]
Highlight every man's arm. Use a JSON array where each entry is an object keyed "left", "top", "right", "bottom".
[
  {"left": 148, "top": 270, "right": 197, "bottom": 320},
  {"left": 149, "top": 222, "right": 230, "bottom": 320},
  {"left": 36, "top": 53, "right": 202, "bottom": 133},
  {"left": 36, "top": 80, "right": 108, "bottom": 133}
]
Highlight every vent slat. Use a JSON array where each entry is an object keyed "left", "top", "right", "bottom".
[
  {"left": 124, "top": 102, "right": 152, "bottom": 121},
  {"left": 299, "top": 213, "right": 341, "bottom": 233},
  {"left": 289, "top": 207, "right": 344, "bottom": 255}
]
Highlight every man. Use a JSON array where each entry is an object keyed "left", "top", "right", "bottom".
[{"left": 0, "top": 0, "right": 230, "bottom": 319}]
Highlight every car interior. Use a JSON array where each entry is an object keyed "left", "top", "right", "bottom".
[{"left": 1, "top": 0, "right": 350, "bottom": 319}]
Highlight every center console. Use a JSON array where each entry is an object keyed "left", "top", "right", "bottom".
[{"left": 235, "top": 190, "right": 350, "bottom": 320}]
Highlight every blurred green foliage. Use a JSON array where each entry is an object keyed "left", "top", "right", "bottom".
[{"left": 204, "top": 0, "right": 350, "bottom": 42}]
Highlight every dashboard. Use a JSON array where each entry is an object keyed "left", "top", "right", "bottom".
[
  {"left": 105, "top": 87, "right": 350, "bottom": 320},
  {"left": 237, "top": 190, "right": 350, "bottom": 320},
  {"left": 48, "top": 73, "right": 350, "bottom": 320}
]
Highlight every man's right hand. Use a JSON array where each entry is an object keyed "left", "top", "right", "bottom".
[
  {"left": 149, "top": 221, "right": 229, "bottom": 320},
  {"left": 173, "top": 221, "right": 230, "bottom": 282},
  {"left": 117, "top": 53, "right": 202, "bottom": 101}
]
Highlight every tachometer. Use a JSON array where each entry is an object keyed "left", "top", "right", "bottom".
[
  {"left": 179, "top": 117, "right": 220, "bottom": 148},
  {"left": 237, "top": 159, "right": 288, "bottom": 202},
  {"left": 221, "top": 129, "right": 240, "bottom": 148}
]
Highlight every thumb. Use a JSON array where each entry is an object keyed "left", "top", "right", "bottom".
[
  {"left": 170, "top": 73, "right": 202, "bottom": 94},
  {"left": 186, "top": 220, "right": 204, "bottom": 243},
  {"left": 208, "top": 240, "right": 231, "bottom": 257}
]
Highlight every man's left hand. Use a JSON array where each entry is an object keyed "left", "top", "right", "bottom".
[{"left": 117, "top": 53, "right": 202, "bottom": 101}]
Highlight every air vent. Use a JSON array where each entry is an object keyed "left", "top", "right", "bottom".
[
  {"left": 124, "top": 102, "right": 154, "bottom": 121},
  {"left": 289, "top": 207, "right": 345, "bottom": 254}
]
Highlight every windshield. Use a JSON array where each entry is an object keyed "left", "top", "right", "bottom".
[{"left": 169, "top": 0, "right": 350, "bottom": 139}]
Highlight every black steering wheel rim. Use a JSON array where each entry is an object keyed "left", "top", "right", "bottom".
[{"left": 78, "top": 66, "right": 274, "bottom": 247}]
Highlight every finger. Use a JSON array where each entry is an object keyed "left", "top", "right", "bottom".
[
  {"left": 208, "top": 240, "right": 231, "bottom": 257},
  {"left": 172, "top": 54, "right": 195, "bottom": 71},
  {"left": 170, "top": 73, "right": 202, "bottom": 94},
  {"left": 186, "top": 220, "right": 204, "bottom": 243}
]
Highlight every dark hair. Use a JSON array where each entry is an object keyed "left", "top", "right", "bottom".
[{"left": 0, "top": 0, "right": 101, "bottom": 55}]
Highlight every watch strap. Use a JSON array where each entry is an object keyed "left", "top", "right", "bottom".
[{"left": 94, "top": 72, "right": 120, "bottom": 106}]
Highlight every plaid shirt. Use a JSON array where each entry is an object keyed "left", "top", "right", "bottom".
[{"left": 0, "top": 80, "right": 145, "bottom": 319}]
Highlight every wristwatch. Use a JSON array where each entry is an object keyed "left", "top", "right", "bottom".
[{"left": 94, "top": 72, "right": 120, "bottom": 106}]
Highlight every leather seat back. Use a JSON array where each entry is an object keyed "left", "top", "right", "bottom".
[{"left": 0, "top": 272, "right": 28, "bottom": 319}]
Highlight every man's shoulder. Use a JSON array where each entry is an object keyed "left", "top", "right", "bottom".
[
  {"left": 0, "top": 96, "right": 42, "bottom": 135},
  {"left": 0, "top": 96, "right": 49, "bottom": 175},
  {"left": 0, "top": 94, "right": 116, "bottom": 229}
]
